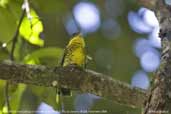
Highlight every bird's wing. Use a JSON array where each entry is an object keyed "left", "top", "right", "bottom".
[
  {"left": 60, "top": 44, "right": 74, "bottom": 66},
  {"left": 59, "top": 48, "right": 67, "bottom": 66},
  {"left": 84, "top": 46, "right": 88, "bottom": 69}
]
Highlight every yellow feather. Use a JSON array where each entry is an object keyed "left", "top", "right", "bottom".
[{"left": 62, "top": 33, "right": 86, "bottom": 67}]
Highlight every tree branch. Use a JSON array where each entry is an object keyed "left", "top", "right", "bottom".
[
  {"left": 143, "top": 0, "right": 171, "bottom": 114},
  {"left": 0, "top": 61, "right": 146, "bottom": 108}
]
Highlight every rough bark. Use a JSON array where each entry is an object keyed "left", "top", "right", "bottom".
[
  {"left": 141, "top": 0, "right": 171, "bottom": 114},
  {"left": 0, "top": 61, "right": 145, "bottom": 108}
]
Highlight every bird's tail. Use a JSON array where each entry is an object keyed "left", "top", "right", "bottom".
[
  {"left": 60, "top": 88, "right": 71, "bottom": 96},
  {"left": 56, "top": 88, "right": 71, "bottom": 112}
]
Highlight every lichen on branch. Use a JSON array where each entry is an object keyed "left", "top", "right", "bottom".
[{"left": 0, "top": 61, "right": 146, "bottom": 108}]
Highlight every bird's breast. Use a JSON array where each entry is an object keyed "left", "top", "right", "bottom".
[{"left": 64, "top": 47, "right": 85, "bottom": 67}]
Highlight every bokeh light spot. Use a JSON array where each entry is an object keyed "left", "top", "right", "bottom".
[
  {"left": 73, "top": 2, "right": 100, "bottom": 33},
  {"left": 74, "top": 93, "right": 100, "bottom": 112},
  {"left": 105, "top": 0, "right": 124, "bottom": 17},
  {"left": 140, "top": 49, "right": 160, "bottom": 72},
  {"left": 139, "top": 7, "right": 159, "bottom": 27},
  {"left": 101, "top": 19, "right": 121, "bottom": 40},
  {"left": 64, "top": 15, "right": 79, "bottom": 35},
  {"left": 131, "top": 70, "right": 149, "bottom": 89},
  {"left": 128, "top": 11, "right": 153, "bottom": 34},
  {"left": 148, "top": 27, "right": 161, "bottom": 48},
  {"left": 37, "top": 102, "right": 59, "bottom": 114},
  {"left": 133, "top": 38, "right": 153, "bottom": 58},
  {"left": 165, "top": 0, "right": 171, "bottom": 5}
]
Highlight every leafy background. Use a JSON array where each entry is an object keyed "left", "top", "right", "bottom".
[{"left": 0, "top": 0, "right": 161, "bottom": 114}]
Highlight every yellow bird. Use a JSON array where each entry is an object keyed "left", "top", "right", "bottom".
[
  {"left": 61, "top": 33, "right": 86, "bottom": 67},
  {"left": 59, "top": 32, "right": 86, "bottom": 95}
]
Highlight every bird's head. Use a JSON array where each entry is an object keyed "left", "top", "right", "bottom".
[{"left": 68, "top": 33, "right": 85, "bottom": 47}]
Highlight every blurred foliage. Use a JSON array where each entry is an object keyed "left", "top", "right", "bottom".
[
  {"left": 0, "top": 0, "right": 143, "bottom": 113},
  {"left": 0, "top": 42, "right": 8, "bottom": 62},
  {"left": 0, "top": 80, "right": 5, "bottom": 110},
  {"left": 0, "top": 0, "right": 9, "bottom": 8},
  {"left": 19, "top": 9, "right": 44, "bottom": 46},
  {"left": 10, "top": 84, "right": 26, "bottom": 113},
  {"left": 23, "top": 47, "right": 63, "bottom": 65}
]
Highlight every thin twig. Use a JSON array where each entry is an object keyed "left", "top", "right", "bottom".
[
  {"left": 4, "top": 81, "right": 11, "bottom": 114},
  {"left": 9, "top": 8, "right": 26, "bottom": 61},
  {"left": 5, "top": 1, "right": 26, "bottom": 114}
]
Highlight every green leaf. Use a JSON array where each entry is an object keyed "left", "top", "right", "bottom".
[
  {"left": 0, "top": 0, "right": 9, "bottom": 8},
  {"left": 0, "top": 81, "right": 19, "bottom": 113},
  {"left": 28, "top": 85, "right": 57, "bottom": 109},
  {"left": 23, "top": 47, "right": 63, "bottom": 65},
  {"left": 10, "top": 84, "right": 26, "bottom": 114},
  {"left": 19, "top": 9, "right": 44, "bottom": 46},
  {"left": 0, "top": 2, "right": 20, "bottom": 43},
  {"left": 0, "top": 80, "right": 6, "bottom": 111}
]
